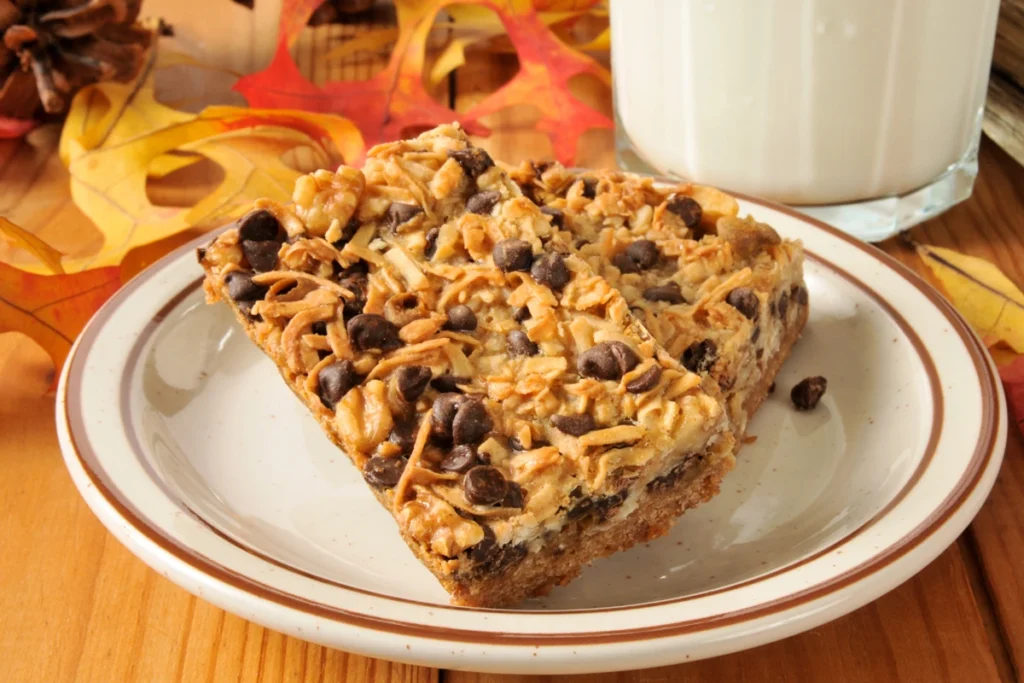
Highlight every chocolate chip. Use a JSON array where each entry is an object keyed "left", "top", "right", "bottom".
[
  {"left": 540, "top": 206, "right": 564, "bottom": 228},
  {"left": 430, "top": 374, "right": 470, "bottom": 393},
  {"left": 466, "top": 190, "right": 501, "bottom": 215},
  {"left": 493, "top": 239, "right": 533, "bottom": 272},
  {"left": 444, "top": 304, "right": 478, "bottom": 332},
  {"left": 794, "top": 285, "right": 809, "bottom": 306},
  {"left": 612, "top": 251, "right": 639, "bottom": 274},
  {"left": 396, "top": 365, "right": 432, "bottom": 402},
  {"left": 226, "top": 271, "right": 268, "bottom": 302},
  {"left": 363, "top": 456, "right": 406, "bottom": 489},
  {"left": 338, "top": 272, "right": 368, "bottom": 320},
  {"left": 196, "top": 245, "right": 208, "bottom": 262},
  {"left": 769, "top": 381, "right": 776, "bottom": 394},
  {"left": 431, "top": 393, "right": 467, "bottom": 442},
  {"left": 791, "top": 376, "right": 827, "bottom": 410},
  {"left": 424, "top": 227, "right": 439, "bottom": 259},
  {"left": 241, "top": 240, "right": 279, "bottom": 273},
  {"left": 311, "top": 321, "right": 328, "bottom": 335},
  {"left": 463, "top": 466, "right": 508, "bottom": 505},
  {"left": 386, "top": 202, "right": 423, "bottom": 230},
  {"left": 531, "top": 160, "right": 553, "bottom": 176},
  {"left": 626, "top": 240, "right": 659, "bottom": 270},
  {"left": 468, "top": 525, "right": 498, "bottom": 564},
  {"left": 316, "top": 349, "right": 331, "bottom": 360},
  {"left": 346, "top": 314, "right": 402, "bottom": 352},
  {"left": 594, "top": 491, "right": 626, "bottom": 521},
  {"left": 751, "top": 326, "right": 761, "bottom": 343},
  {"left": 501, "top": 481, "right": 525, "bottom": 508},
  {"left": 643, "top": 282, "right": 684, "bottom": 305},
  {"left": 567, "top": 497, "right": 593, "bottom": 520},
  {"left": 388, "top": 419, "right": 419, "bottom": 454},
  {"left": 238, "top": 208, "right": 281, "bottom": 242},
  {"left": 441, "top": 445, "right": 481, "bottom": 473},
  {"left": 317, "top": 360, "right": 359, "bottom": 408},
  {"left": 580, "top": 177, "right": 598, "bottom": 199},
  {"left": 513, "top": 306, "right": 531, "bottom": 322},
  {"left": 448, "top": 148, "right": 494, "bottom": 179},
  {"left": 776, "top": 291, "right": 790, "bottom": 319},
  {"left": 626, "top": 365, "right": 662, "bottom": 393},
  {"left": 681, "top": 339, "right": 717, "bottom": 374},
  {"left": 509, "top": 434, "right": 549, "bottom": 451},
  {"left": 330, "top": 218, "right": 360, "bottom": 248},
  {"left": 666, "top": 195, "right": 703, "bottom": 229},
  {"left": 577, "top": 341, "right": 640, "bottom": 381},
  {"left": 452, "top": 398, "right": 492, "bottom": 445},
  {"left": 507, "top": 330, "right": 539, "bottom": 357},
  {"left": 530, "top": 252, "right": 570, "bottom": 290},
  {"left": 551, "top": 413, "right": 597, "bottom": 436},
  {"left": 235, "top": 300, "right": 260, "bottom": 320},
  {"left": 726, "top": 287, "right": 760, "bottom": 320}
]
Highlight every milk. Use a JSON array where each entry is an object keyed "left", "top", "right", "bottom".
[{"left": 611, "top": 0, "right": 1000, "bottom": 206}]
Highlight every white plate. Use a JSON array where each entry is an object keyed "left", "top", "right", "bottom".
[{"left": 57, "top": 196, "right": 1006, "bottom": 674}]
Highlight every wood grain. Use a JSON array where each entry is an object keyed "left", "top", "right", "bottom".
[{"left": 1, "top": 39, "right": 1023, "bottom": 683}]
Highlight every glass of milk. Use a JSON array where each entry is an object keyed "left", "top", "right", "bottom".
[{"left": 611, "top": 0, "right": 1001, "bottom": 242}]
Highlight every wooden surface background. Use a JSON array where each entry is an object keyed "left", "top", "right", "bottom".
[{"left": 2, "top": 13, "right": 1024, "bottom": 683}]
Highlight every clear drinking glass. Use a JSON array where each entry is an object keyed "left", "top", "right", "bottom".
[{"left": 610, "top": 0, "right": 1002, "bottom": 242}]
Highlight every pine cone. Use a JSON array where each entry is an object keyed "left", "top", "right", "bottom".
[{"left": 0, "top": 0, "right": 151, "bottom": 118}]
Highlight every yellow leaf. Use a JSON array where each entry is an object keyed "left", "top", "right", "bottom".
[
  {"left": 429, "top": 37, "right": 469, "bottom": 85},
  {"left": 323, "top": 27, "right": 400, "bottom": 63},
  {"left": 0, "top": 217, "right": 65, "bottom": 275},
  {"left": 147, "top": 151, "right": 205, "bottom": 178},
  {"left": 574, "top": 26, "right": 609, "bottom": 51},
  {"left": 917, "top": 243, "right": 1024, "bottom": 352}
]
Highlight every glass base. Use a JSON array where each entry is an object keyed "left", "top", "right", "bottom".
[{"left": 615, "top": 128, "right": 980, "bottom": 244}]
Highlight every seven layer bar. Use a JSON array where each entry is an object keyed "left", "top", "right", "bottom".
[{"left": 199, "top": 125, "right": 736, "bottom": 607}]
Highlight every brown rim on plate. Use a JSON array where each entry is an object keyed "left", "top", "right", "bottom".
[{"left": 60, "top": 196, "right": 1001, "bottom": 645}]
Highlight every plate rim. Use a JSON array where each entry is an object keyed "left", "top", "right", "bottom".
[{"left": 56, "top": 191, "right": 1006, "bottom": 659}]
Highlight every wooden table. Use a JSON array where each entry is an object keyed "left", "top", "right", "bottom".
[{"left": 2, "top": 36, "right": 1024, "bottom": 683}]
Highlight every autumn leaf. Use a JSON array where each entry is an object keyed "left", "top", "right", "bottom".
[
  {"left": 235, "top": 0, "right": 485, "bottom": 153},
  {"left": 0, "top": 217, "right": 66, "bottom": 275},
  {"left": 917, "top": 243, "right": 1024, "bottom": 352},
  {"left": 461, "top": 0, "right": 612, "bottom": 164},
  {"left": 0, "top": 261, "right": 121, "bottom": 389},
  {"left": 999, "top": 355, "right": 1024, "bottom": 437}
]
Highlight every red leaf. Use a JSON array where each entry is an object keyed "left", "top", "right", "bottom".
[
  {"left": 234, "top": 0, "right": 486, "bottom": 156},
  {"left": 999, "top": 355, "right": 1024, "bottom": 438},
  {"left": 0, "top": 116, "right": 37, "bottom": 139},
  {"left": 462, "top": 0, "right": 613, "bottom": 164},
  {"left": 0, "top": 262, "right": 121, "bottom": 389}
]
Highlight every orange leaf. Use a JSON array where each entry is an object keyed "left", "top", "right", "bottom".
[
  {"left": 462, "top": 0, "right": 612, "bottom": 164},
  {"left": 234, "top": 0, "right": 487, "bottom": 154},
  {"left": 999, "top": 355, "right": 1024, "bottom": 438},
  {"left": 0, "top": 262, "right": 120, "bottom": 389},
  {"left": 0, "top": 217, "right": 66, "bottom": 275}
]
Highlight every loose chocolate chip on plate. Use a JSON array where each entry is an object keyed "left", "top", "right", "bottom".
[
  {"left": 466, "top": 190, "right": 501, "bottom": 215},
  {"left": 726, "top": 287, "right": 760, "bottom": 320},
  {"left": 424, "top": 227, "right": 439, "bottom": 259},
  {"left": 311, "top": 321, "right": 328, "bottom": 335},
  {"left": 226, "top": 271, "right": 268, "bottom": 302},
  {"left": 363, "top": 456, "right": 406, "bottom": 489},
  {"left": 388, "top": 419, "right": 419, "bottom": 454},
  {"left": 395, "top": 365, "right": 432, "bottom": 402},
  {"left": 440, "top": 445, "right": 481, "bottom": 473},
  {"left": 386, "top": 202, "right": 423, "bottom": 230},
  {"left": 346, "top": 314, "right": 402, "bottom": 352},
  {"left": 463, "top": 465, "right": 508, "bottom": 505},
  {"left": 626, "top": 364, "right": 662, "bottom": 393},
  {"left": 531, "top": 252, "right": 570, "bottom": 290},
  {"left": 431, "top": 393, "right": 467, "bottom": 441},
  {"left": 665, "top": 194, "right": 703, "bottom": 229},
  {"left": 318, "top": 360, "right": 359, "bottom": 408},
  {"left": 493, "top": 239, "right": 533, "bottom": 272},
  {"left": 513, "top": 306, "right": 531, "bottom": 322},
  {"left": 430, "top": 374, "right": 470, "bottom": 393},
  {"left": 540, "top": 206, "right": 564, "bottom": 228},
  {"left": 330, "top": 218, "right": 360, "bottom": 248},
  {"left": 507, "top": 330, "right": 539, "bottom": 357},
  {"left": 580, "top": 177, "right": 598, "bottom": 199},
  {"left": 448, "top": 148, "right": 494, "bottom": 179},
  {"left": 681, "top": 339, "right": 717, "bottom": 374},
  {"left": 452, "top": 398, "right": 492, "bottom": 445},
  {"left": 551, "top": 413, "right": 597, "bottom": 436},
  {"left": 776, "top": 291, "right": 790, "bottom": 319},
  {"left": 791, "top": 376, "right": 827, "bottom": 411},
  {"left": 643, "top": 282, "right": 684, "bottom": 305},
  {"left": 501, "top": 481, "right": 525, "bottom": 508},
  {"left": 577, "top": 341, "right": 640, "bottom": 381},
  {"left": 241, "top": 240, "right": 280, "bottom": 273},
  {"left": 238, "top": 208, "right": 281, "bottom": 242},
  {"left": 444, "top": 304, "right": 478, "bottom": 331},
  {"left": 626, "top": 239, "right": 660, "bottom": 270}
]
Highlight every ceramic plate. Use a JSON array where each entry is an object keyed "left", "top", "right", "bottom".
[{"left": 57, "top": 194, "right": 1006, "bottom": 675}]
